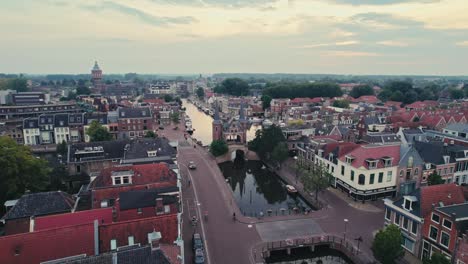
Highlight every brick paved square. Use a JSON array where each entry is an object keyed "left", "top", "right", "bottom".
[{"left": 256, "top": 219, "right": 324, "bottom": 242}]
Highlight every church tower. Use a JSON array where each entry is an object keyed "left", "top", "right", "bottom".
[
  {"left": 91, "top": 61, "right": 103, "bottom": 84},
  {"left": 212, "top": 103, "right": 223, "bottom": 141},
  {"left": 238, "top": 102, "right": 248, "bottom": 144}
]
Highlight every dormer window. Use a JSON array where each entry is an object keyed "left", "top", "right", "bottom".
[
  {"left": 402, "top": 196, "right": 417, "bottom": 211},
  {"left": 328, "top": 153, "right": 334, "bottom": 162},
  {"left": 443, "top": 156, "right": 450, "bottom": 164},
  {"left": 111, "top": 170, "right": 133, "bottom": 185},
  {"left": 366, "top": 159, "right": 378, "bottom": 169},
  {"left": 318, "top": 149, "right": 324, "bottom": 157},
  {"left": 382, "top": 157, "right": 393, "bottom": 167},
  {"left": 345, "top": 155, "right": 355, "bottom": 164},
  {"left": 147, "top": 150, "right": 157, "bottom": 157}
]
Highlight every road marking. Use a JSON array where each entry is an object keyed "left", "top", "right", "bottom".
[{"left": 182, "top": 163, "right": 212, "bottom": 264}]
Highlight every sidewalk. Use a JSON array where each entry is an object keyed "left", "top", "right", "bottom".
[{"left": 278, "top": 159, "right": 382, "bottom": 213}]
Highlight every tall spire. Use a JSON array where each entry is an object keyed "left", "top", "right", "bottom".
[
  {"left": 213, "top": 101, "right": 221, "bottom": 123},
  {"left": 239, "top": 101, "right": 246, "bottom": 121}
]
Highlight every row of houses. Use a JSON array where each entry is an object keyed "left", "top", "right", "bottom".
[{"left": 0, "top": 137, "right": 182, "bottom": 264}]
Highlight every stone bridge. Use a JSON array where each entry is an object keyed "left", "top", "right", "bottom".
[{"left": 228, "top": 144, "right": 249, "bottom": 161}]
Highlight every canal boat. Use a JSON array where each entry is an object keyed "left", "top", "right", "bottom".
[{"left": 285, "top": 185, "right": 298, "bottom": 194}]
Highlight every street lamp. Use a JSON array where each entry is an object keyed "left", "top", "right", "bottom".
[
  {"left": 354, "top": 236, "right": 363, "bottom": 254},
  {"left": 343, "top": 219, "right": 349, "bottom": 242},
  {"left": 294, "top": 156, "right": 298, "bottom": 184}
]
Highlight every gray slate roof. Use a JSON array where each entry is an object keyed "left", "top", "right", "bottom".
[
  {"left": 437, "top": 203, "right": 468, "bottom": 219},
  {"left": 119, "top": 187, "right": 179, "bottom": 210},
  {"left": 445, "top": 123, "right": 468, "bottom": 133},
  {"left": 2, "top": 191, "right": 75, "bottom": 220}
]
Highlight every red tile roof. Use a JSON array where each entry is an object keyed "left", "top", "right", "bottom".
[
  {"left": 99, "top": 214, "right": 178, "bottom": 253},
  {"left": 34, "top": 208, "right": 113, "bottom": 231},
  {"left": 291, "top": 97, "right": 322, "bottom": 104},
  {"left": 351, "top": 95, "right": 380, "bottom": 104},
  {"left": 91, "top": 163, "right": 177, "bottom": 189},
  {"left": 143, "top": 98, "right": 166, "bottom": 105},
  {"left": 405, "top": 100, "right": 438, "bottom": 109},
  {"left": 0, "top": 222, "right": 95, "bottom": 264},
  {"left": 338, "top": 144, "right": 400, "bottom": 169},
  {"left": 420, "top": 184, "right": 465, "bottom": 217}
]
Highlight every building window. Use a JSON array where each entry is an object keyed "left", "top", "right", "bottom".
[
  {"left": 114, "top": 177, "right": 122, "bottom": 185},
  {"left": 402, "top": 217, "right": 409, "bottom": 230},
  {"left": 429, "top": 226, "right": 438, "bottom": 241},
  {"left": 358, "top": 174, "right": 365, "bottom": 185},
  {"left": 137, "top": 208, "right": 142, "bottom": 214},
  {"left": 351, "top": 171, "right": 355, "bottom": 181},
  {"left": 444, "top": 168, "right": 447, "bottom": 175},
  {"left": 440, "top": 232, "right": 450, "bottom": 248},
  {"left": 394, "top": 214, "right": 400, "bottom": 225},
  {"left": 422, "top": 241, "right": 430, "bottom": 260},
  {"left": 443, "top": 219, "right": 452, "bottom": 230},
  {"left": 122, "top": 176, "right": 130, "bottom": 184},
  {"left": 128, "top": 236, "right": 135, "bottom": 245},
  {"left": 401, "top": 236, "right": 415, "bottom": 252},
  {"left": 111, "top": 239, "right": 117, "bottom": 250},
  {"left": 385, "top": 209, "right": 391, "bottom": 220},
  {"left": 431, "top": 213, "right": 440, "bottom": 224},
  {"left": 411, "top": 221, "right": 417, "bottom": 235},
  {"left": 164, "top": 205, "right": 170, "bottom": 213},
  {"left": 414, "top": 168, "right": 419, "bottom": 176},
  {"left": 387, "top": 171, "right": 393, "bottom": 182},
  {"left": 400, "top": 170, "right": 404, "bottom": 177},
  {"left": 341, "top": 165, "right": 345, "bottom": 176},
  {"left": 378, "top": 172, "right": 384, "bottom": 183}
]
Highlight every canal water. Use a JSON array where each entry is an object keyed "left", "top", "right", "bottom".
[
  {"left": 182, "top": 99, "right": 260, "bottom": 146},
  {"left": 219, "top": 160, "right": 312, "bottom": 217}
]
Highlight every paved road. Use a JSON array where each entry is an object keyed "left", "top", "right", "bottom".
[
  {"left": 179, "top": 144, "right": 261, "bottom": 264},
  {"left": 163, "top": 115, "right": 384, "bottom": 263}
]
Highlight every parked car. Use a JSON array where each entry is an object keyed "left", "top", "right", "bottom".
[
  {"left": 194, "top": 248, "right": 205, "bottom": 264},
  {"left": 159, "top": 126, "right": 164, "bottom": 130},
  {"left": 188, "top": 161, "right": 197, "bottom": 170},
  {"left": 192, "top": 233, "right": 203, "bottom": 251}
]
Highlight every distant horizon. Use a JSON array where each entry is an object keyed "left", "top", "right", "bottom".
[{"left": 3, "top": 72, "right": 468, "bottom": 78}]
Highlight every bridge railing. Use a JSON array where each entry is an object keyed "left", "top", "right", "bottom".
[{"left": 258, "top": 235, "right": 376, "bottom": 264}]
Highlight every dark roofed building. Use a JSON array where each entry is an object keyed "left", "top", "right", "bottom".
[
  {"left": 117, "top": 107, "right": 154, "bottom": 140},
  {"left": 67, "top": 138, "right": 177, "bottom": 176},
  {"left": 1, "top": 191, "right": 75, "bottom": 235}
]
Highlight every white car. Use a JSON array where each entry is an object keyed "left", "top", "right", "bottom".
[{"left": 188, "top": 161, "right": 197, "bottom": 170}]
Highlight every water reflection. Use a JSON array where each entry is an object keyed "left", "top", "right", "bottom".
[
  {"left": 182, "top": 99, "right": 261, "bottom": 146},
  {"left": 219, "top": 160, "right": 312, "bottom": 216}
]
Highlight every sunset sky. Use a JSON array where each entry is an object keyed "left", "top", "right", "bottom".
[{"left": 1, "top": 0, "right": 467, "bottom": 75}]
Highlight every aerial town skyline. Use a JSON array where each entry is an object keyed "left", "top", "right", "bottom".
[{"left": 1, "top": 0, "right": 468, "bottom": 75}]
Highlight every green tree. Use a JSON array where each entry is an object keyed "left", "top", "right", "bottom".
[
  {"left": 86, "top": 120, "right": 112, "bottom": 142},
  {"left": 372, "top": 224, "right": 404, "bottom": 264},
  {"left": 390, "top": 91, "right": 405, "bottom": 102},
  {"left": 332, "top": 99, "right": 350, "bottom": 108},
  {"left": 300, "top": 163, "right": 332, "bottom": 201},
  {"left": 449, "top": 88, "right": 464, "bottom": 99},
  {"left": 0, "top": 136, "right": 50, "bottom": 214},
  {"left": 214, "top": 78, "right": 250, "bottom": 96},
  {"left": 56, "top": 140, "right": 68, "bottom": 157},
  {"left": 349, "top": 84, "right": 374, "bottom": 98},
  {"left": 261, "top": 95, "right": 272, "bottom": 110},
  {"left": 164, "top": 94, "right": 174, "bottom": 102},
  {"left": 263, "top": 82, "right": 342, "bottom": 99},
  {"left": 248, "top": 125, "right": 286, "bottom": 160},
  {"left": 210, "top": 140, "right": 229, "bottom": 157},
  {"left": 423, "top": 252, "right": 451, "bottom": 264},
  {"left": 428, "top": 173, "right": 444, "bottom": 186},
  {"left": 145, "top": 131, "right": 157, "bottom": 138},
  {"left": 170, "top": 112, "right": 180, "bottom": 124},
  {"left": 196, "top": 87, "right": 205, "bottom": 99},
  {"left": 271, "top": 142, "right": 289, "bottom": 168},
  {"left": 76, "top": 86, "right": 91, "bottom": 95}
]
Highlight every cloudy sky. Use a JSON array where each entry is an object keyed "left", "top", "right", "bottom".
[{"left": 1, "top": 0, "right": 467, "bottom": 75}]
